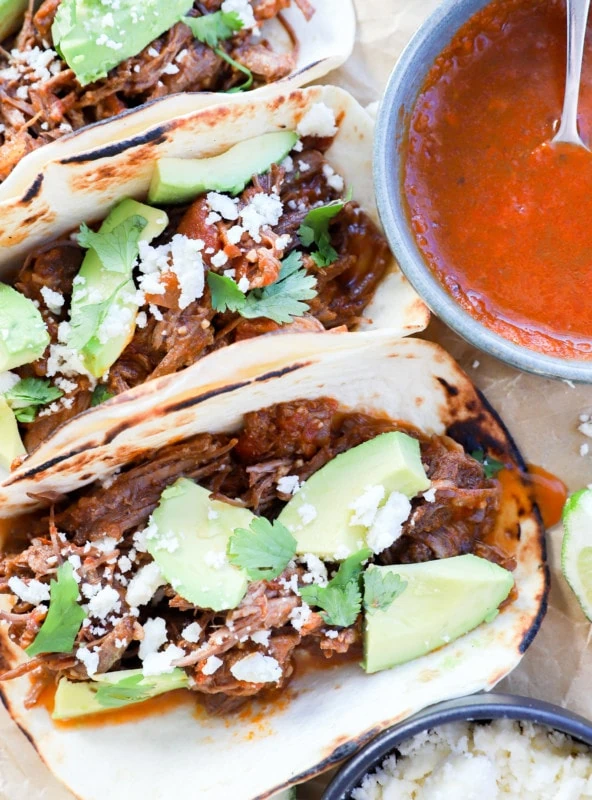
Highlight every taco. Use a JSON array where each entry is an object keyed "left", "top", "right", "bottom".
[
  {"left": 0, "top": 330, "right": 547, "bottom": 800},
  {"left": 0, "top": 85, "right": 428, "bottom": 478},
  {"left": 0, "top": 0, "right": 355, "bottom": 188}
]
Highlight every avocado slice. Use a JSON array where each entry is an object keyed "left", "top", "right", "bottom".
[
  {"left": 0, "top": 284, "right": 49, "bottom": 373},
  {"left": 0, "top": 397, "right": 26, "bottom": 472},
  {"left": 362, "top": 556, "right": 514, "bottom": 674},
  {"left": 148, "top": 478, "right": 250, "bottom": 612},
  {"left": 148, "top": 131, "right": 299, "bottom": 205},
  {"left": 52, "top": 668, "right": 188, "bottom": 720},
  {"left": 271, "top": 791, "right": 297, "bottom": 800},
  {"left": 70, "top": 198, "right": 168, "bottom": 378},
  {"left": 277, "top": 432, "right": 430, "bottom": 559},
  {"left": 52, "top": 0, "right": 194, "bottom": 87},
  {"left": 0, "top": 0, "right": 27, "bottom": 40}
]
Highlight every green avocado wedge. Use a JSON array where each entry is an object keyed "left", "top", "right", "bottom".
[
  {"left": 0, "top": 284, "right": 49, "bottom": 373},
  {"left": 69, "top": 198, "right": 168, "bottom": 378},
  {"left": 0, "top": 397, "right": 26, "bottom": 472},
  {"left": 148, "top": 131, "right": 299, "bottom": 205},
  {"left": 362, "top": 556, "right": 514, "bottom": 674},
  {"left": 148, "top": 478, "right": 251, "bottom": 612},
  {"left": 52, "top": 0, "right": 193, "bottom": 86},
  {"left": 277, "top": 432, "right": 430, "bottom": 559},
  {"left": 52, "top": 668, "right": 189, "bottom": 720},
  {"left": 0, "top": 0, "right": 27, "bottom": 40}
]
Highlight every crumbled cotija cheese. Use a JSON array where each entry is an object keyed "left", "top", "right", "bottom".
[
  {"left": 297, "top": 103, "right": 338, "bottom": 138},
  {"left": 142, "top": 644, "right": 185, "bottom": 677},
  {"left": 221, "top": 0, "right": 256, "bottom": 29},
  {"left": 76, "top": 646, "right": 99, "bottom": 679},
  {"left": 349, "top": 485, "right": 386, "bottom": 528},
  {"left": 8, "top": 576, "right": 50, "bottom": 605},
  {"left": 125, "top": 562, "right": 165, "bottom": 607},
  {"left": 366, "top": 491, "right": 412, "bottom": 554},
  {"left": 139, "top": 617, "right": 168, "bottom": 661},
  {"left": 352, "top": 720, "right": 592, "bottom": 800},
  {"left": 277, "top": 475, "right": 301, "bottom": 495},
  {"left": 239, "top": 192, "right": 283, "bottom": 243},
  {"left": 230, "top": 652, "right": 282, "bottom": 683},
  {"left": 182, "top": 622, "right": 202, "bottom": 643},
  {"left": 87, "top": 585, "right": 121, "bottom": 620},
  {"left": 40, "top": 286, "right": 65, "bottom": 314},
  {"left": 0, "top": 371, "right": 20, "bottom": 394}
]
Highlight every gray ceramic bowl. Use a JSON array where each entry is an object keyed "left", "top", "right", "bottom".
[
  {"left": 322, "top": 693, "right": 592, "bottom": 799},
  {"left": 374, "top": 0, "right": 592, "bottom": 383}
]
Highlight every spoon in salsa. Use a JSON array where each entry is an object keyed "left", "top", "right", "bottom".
[{"left": 552, "top": 0, "right": 591, "bottom": 148}]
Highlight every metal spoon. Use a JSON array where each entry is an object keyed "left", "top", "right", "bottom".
[{"left": 553, "top": 0, "right": 591, "bottom": 148}]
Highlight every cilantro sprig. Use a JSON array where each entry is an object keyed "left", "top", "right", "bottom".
[
  {"left": 363, "top": 568, "right": 407, "bottom": 613},
  {"left": 183, "top": 12, "right": 253, "bottom": 92},
  {"left": 298, "top": 200, "right": 345, "bottom": 267},
  {"left": 207, "top": 251, "right": 317, "bottom": 324},
  {"left": 68, "top": 278, "right": 132, "bottom": 351},
  {"left": 471, "top": 449, "right": 505, "bottom": 479},
  {"left": 4, "top": 378, "right": 63, "bottom": 423},
  {"left": 91, "top": 385, "right": 115, "bottom": 407},
  {"left": 227, "top": 517, "right": 297, "bottom": 580},
  {"left": 78, "top": 215, "right": 147, "bottom": 274},
  {"left": 183, "top": 10, "right": 243, "bottom": 48},
  {"left": 300, "top": 581, "right": 362, "bottom": 628},
  {"left": 26, "top": 563, "right": 85, "bottom": 657},
  {"left": 299, "top": 548, "right": 371, "bottom": 628},
  {"left": 94, "top": 669, "right": 189, "bottom": 709}
]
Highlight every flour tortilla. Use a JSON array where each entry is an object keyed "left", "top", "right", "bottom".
[
  {"left": 0, "top": 83, "right": 428, "bottom": 485},
  {"left": 0, "top": 0, "right": 356, "bottom": 202},
  {"left": 0, "top": 329, "right": 546, "bottom": 799}
]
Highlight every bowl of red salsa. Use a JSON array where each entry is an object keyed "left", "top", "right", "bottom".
[{"left": 375, "top": 0, "right": 592, "bottom": 381}]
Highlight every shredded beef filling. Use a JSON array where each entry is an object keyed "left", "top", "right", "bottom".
[
  {"left": 0, "top": 398, "right": 507, "bottom": 711},
  {"left": 0, "top": 0, "right": 314, "bottom": 181},
  {"left": 14, "top": 148, "right": 389, "bottom": 452}
]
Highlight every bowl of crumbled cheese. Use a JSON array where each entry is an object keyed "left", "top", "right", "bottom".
[{"left": 322, "top": 693, "right": 592, "bottom": 800}]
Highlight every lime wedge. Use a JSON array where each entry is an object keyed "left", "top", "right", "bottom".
[{"left": 561, "top": 488, "right": 592, "bottom": 620}]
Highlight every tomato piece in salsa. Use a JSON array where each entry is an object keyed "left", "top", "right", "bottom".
[{"left": 404, "top": 0, "right": 592, "bottom": 359}]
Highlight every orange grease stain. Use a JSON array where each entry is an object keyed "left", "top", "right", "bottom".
[
  {"left": 39, "top": 685, "right": 195, "bottom": 729},
  {"left": 527, "top": 463, "right": 568, "bottom": 529}
]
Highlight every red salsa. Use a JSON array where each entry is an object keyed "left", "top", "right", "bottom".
[{"left": 404, "top": 0, "right": 592, "bottom": 359}]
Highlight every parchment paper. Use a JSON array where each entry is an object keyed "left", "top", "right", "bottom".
[{"left": 1, "top": 3, "right": 591, "bottom": 798}]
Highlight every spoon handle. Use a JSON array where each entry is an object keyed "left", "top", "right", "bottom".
[{"left": 554, "top": 0, "right": 591, "bottom": 144}]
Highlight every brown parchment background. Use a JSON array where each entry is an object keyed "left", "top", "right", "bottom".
[{"left": 1, "top": 2, "right": 592, "bottom": 798}]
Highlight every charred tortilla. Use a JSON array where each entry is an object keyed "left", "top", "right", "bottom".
[
  {"left": 0, "top": 0, "right": 355, "bottom": 191},
  {"left": 0, "top": 85, "right": 427, "bottom": 480}
]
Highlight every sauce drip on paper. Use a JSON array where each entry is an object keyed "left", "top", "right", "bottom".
[{"left": 528, "top": 464, "right": 568, "bottom": 529}]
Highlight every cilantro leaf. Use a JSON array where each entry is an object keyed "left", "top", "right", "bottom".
[
  {"left": 207, "top": 271, "right": 247, "bottom": 313},
  {"left": 471, "top": 449, "right": 505, "bottom": 479},
  {"left": 298, "top": 547, "right": 370, "bottom": 627},
  {"left": 330, "top": 547, "right": 372, "bottom": 589},
  {"left": 227, "top": 517, "right": 297, "bottom": 580},
  {"left": 241, "top": 252, "right": 317, "bottom": 324},
  {"left": 91, "top": 385, "right": 114, "bottom": 407},
  {"left": 68, "top": 278, "right": 132, "bottom": 351},
  {"left": 95, "top": 674, "right": 146, "bottom": 708},
  {"left": 299, "top": 580, "right": 361, "bottom": 627},
  {"left": 94, "top": 669, "right": 188, "bottom": 709},
  {"left": 298, "top": 201, "right": 345, "bottom": 268},
  {"left": 363, "top": 568, "right": 407, "bottom": 613},
  {"left": 5, "top": 378, "right": 63, "bottom": 423},
  {"left": 183, "top": 10, "right": 243, "bottom": 48},
  {"left": 215, "top": 48, "right": 254, "bottom": 93},
  {"left": 26, "top": 563, "right": 85, "bottom": 657},
  {"left": 77, "top": 215, "right": 146, "bottom": 274}
]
